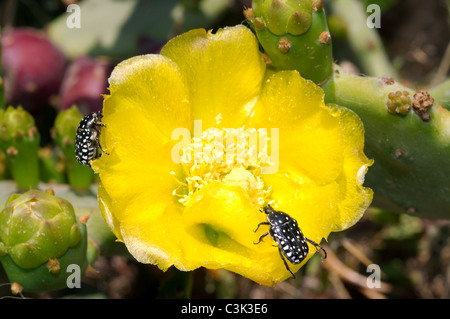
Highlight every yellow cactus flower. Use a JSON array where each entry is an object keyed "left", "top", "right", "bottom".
[{"left": 92, "top": 25, "right": 373, "bottom": 286}]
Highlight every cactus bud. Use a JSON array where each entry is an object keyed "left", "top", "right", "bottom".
[
  {"left": 52, "top": 106, "right": 94, "bottom": 191},
  {"left": 0, "top": 189, "right": 88, "bottom": 292},
  {"left": 248, "top": 0, "right": 333, "bottom": 84},
  {"left": 256, "top": 0, "right": 312, "bottom": 36},
  {"left": 0, "top": 106, "right": 40, "bottom": 190}
]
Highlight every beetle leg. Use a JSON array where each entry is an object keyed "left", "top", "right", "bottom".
[
  {"left": 253, "top": 222, "right": 270, "bottom": 233},
  {"left": 97, "top": 141, "right": 109, "bottom": 156},
  {"left": 91, "top": 128, "right": 109, "bottom": 156},
  {"left": 278, "top": 247, "right": 295, "bottom": 279},
  {"left": 253, "top": 231, "right": 270, "bottom": 245},
  {"left": 305, "top": 238, "right": 327, "bottom": 261}
]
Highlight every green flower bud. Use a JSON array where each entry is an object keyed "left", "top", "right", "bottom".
[
  {"left": 0, "top": 106, "right": 40, "bottom": 189},
  {"left": 248, "top": 0, "right": 332, "bottom": 84},
  {"left": 254, "top": 0, "right": 313, "bottom": 36},
  {"left": 52, "top": 106, "right": 81, "bottom": 145},
  {"left": 0, "top": 105, "right": 36, "bottom": 140},
  {"left": 0, "top": 189, "right": 88, "bottom": 292},
  {"left": 52, "top": 106, "right": 94, "bottom": 191}
]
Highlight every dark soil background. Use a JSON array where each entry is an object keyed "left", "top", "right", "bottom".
[{"left": 380, "top": 0, "right": 449, "bottom": 85}]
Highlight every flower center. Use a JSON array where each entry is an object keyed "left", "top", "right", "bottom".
[{"left": 172, "top": 124, "right": 273, "bottom": 207}]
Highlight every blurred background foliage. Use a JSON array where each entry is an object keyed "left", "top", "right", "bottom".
[{"left": 0, "top": 0, "right": 449, "bottom": 299}]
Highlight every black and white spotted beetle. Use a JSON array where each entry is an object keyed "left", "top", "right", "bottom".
[
  {"left": 75, "top": 111, "right": 107, "bottom": 167},
  {"left": 254, "top": 204, "right": 327, "bottom": 279}
]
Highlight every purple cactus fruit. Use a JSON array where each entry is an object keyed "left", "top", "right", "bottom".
[
  {"left": 2, "top": 28, "right": 67, "bottom": 113},
  {"left": 59, "top": 56, "right": 111, "bottom": 115}
]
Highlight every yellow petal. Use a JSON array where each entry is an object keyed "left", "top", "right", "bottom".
[
  {"left": 119, "top": 202, "right": 185, "bottom": 271},
  {"left": 161, "top": 25, "right": 266, "bottom": 129},
  {"left": 327, "top": 104, "right": 374, "bottom": 231},
  {"left": 179, "top": 181, "right": 301, "bottom": 285},
  {"left": 92, "top": 54, "right": 189, "bottom": 224},
  {"left": 97, "top": 181, "right": 122, "bottom": 241},
  {"left": 93, "top": 28, "right": 373, "bottom": 287},
  {"left": 99, "top": 54, "right": 190, "bottom": 145},
  {"left": 113, "top": 181, "right": 294, "bottom": 285},
  {"left": 249, "top": 71, "right": 372, "bottom": 239},
  {"left": 262, "top": 173, "right": 340, "bottom": 244},
  {"left": 249, "top": 71, "right": 344, "bottom": 185}
]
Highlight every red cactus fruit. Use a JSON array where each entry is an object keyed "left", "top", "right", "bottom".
[
  {"left": 59, "top": 56, "right": 111, "bottom": 115},
  {"left": 2, "top": 28, "right": 67, "bottom": 113}
]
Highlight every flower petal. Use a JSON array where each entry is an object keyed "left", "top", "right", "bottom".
[
  {"left": 93, "top": 28, "right": 372, "bottom": 287},
  {"left": 113, "top": 180, "right": 295, "bottom": 285},
  {"left": 262, "top": 173, "right": 340, "bottom": 244},
  {"left": 97, "top": 181, "right": 122, "bottom": 241},
  {"left": 119, "top": 202, "right": 185, "bottom": 271},
  {"left": 250, "top": 71, "right": 372, "bottom": 237},
  {"left": 250, "top": 71, "right": 344, "bottom": 185},
  {"left": 326, "top": 104, "right": 374, "bottom": 231},
  {"left": 161, "top": 25, "right": 266, "bottom": 129},
  {"left": 99, "top": 54, "right": 191, "bottom": 144},
  {"left": 179, "top": 181, "right": 303, "bottom": 285},
  {"left": 92, "top": 54, "right": 189, "bottom": 227}
]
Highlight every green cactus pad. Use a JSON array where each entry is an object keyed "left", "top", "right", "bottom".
[{"left": 322, "top": 65, "right": 450, "bottom": 218}]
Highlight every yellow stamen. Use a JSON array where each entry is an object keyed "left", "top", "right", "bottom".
[{"left": 173, "top": 124, "right": 273, "bottom": 206}]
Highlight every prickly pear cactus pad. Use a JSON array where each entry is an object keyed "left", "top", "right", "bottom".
[
  {"left": 322, "top": 66, "right": 450, "bottom": 218},
  {"left": 0, "top": 189, "right": 87, "bottom": 292},
  {"left": 91, "top": 25, "right": 372, "bottom": 286},
  {"left": 246, "top": 0, "right": 450, "bottom": 219}
]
